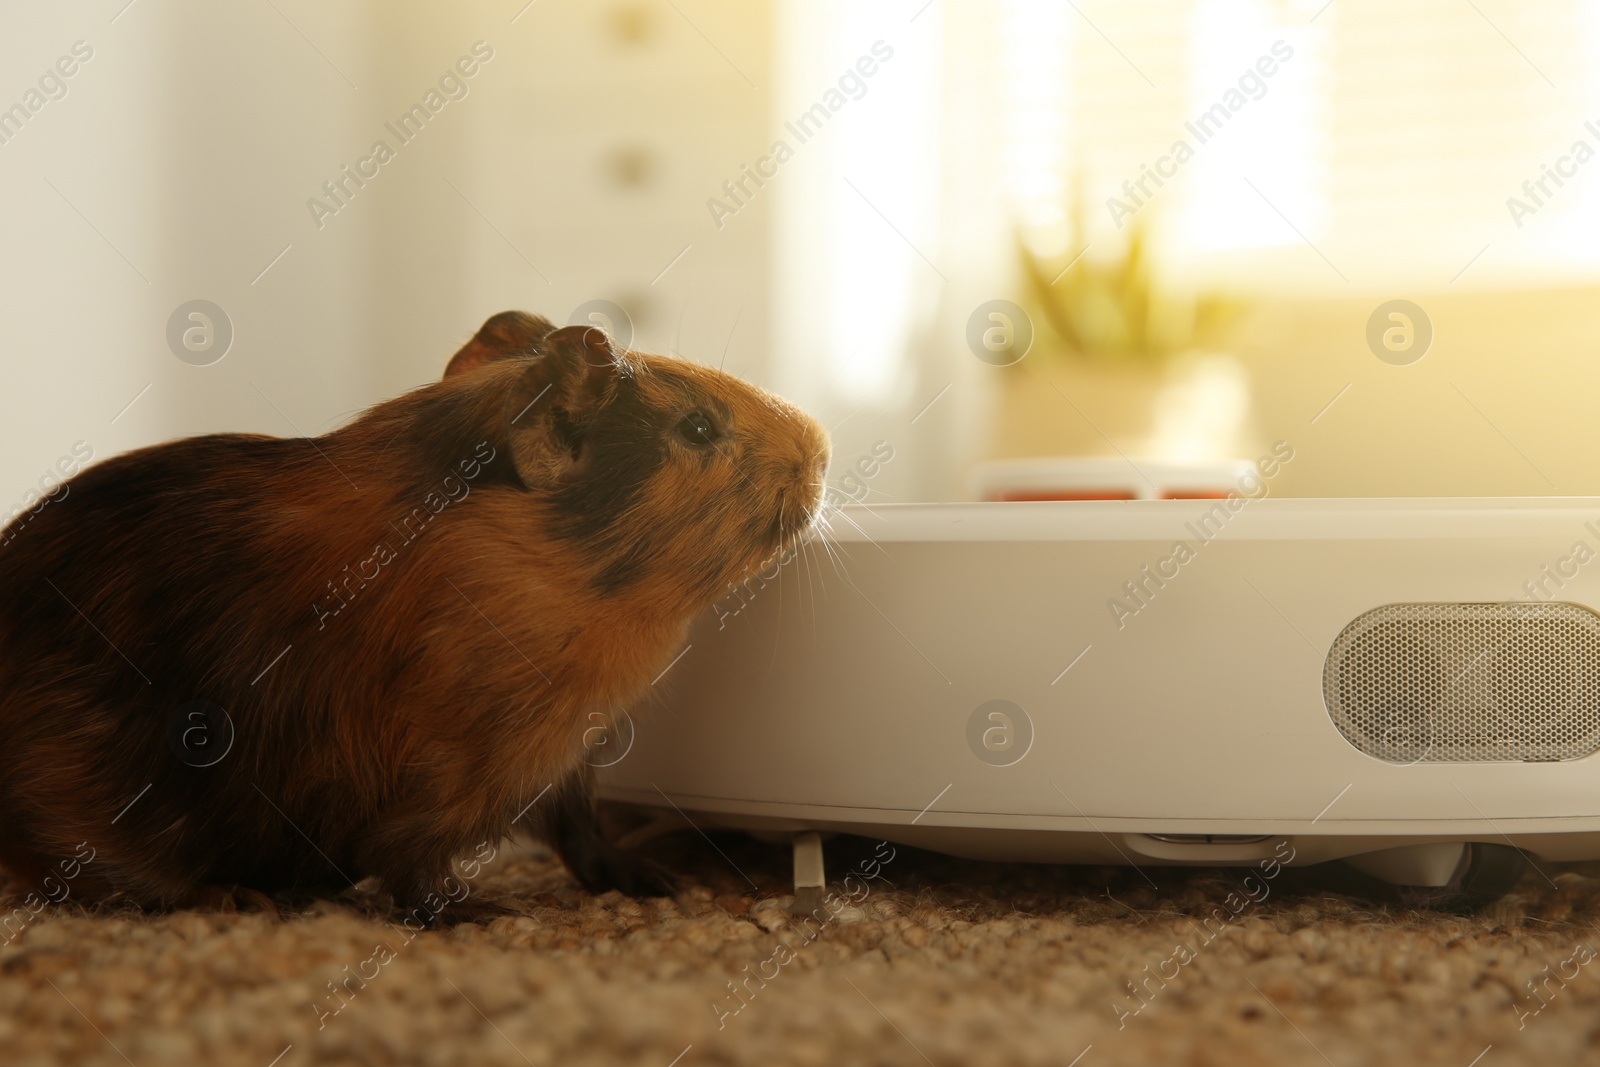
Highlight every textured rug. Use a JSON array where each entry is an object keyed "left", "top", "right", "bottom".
[{"left": 2, "top": 828, "right": 1599, "bottom": 1067}]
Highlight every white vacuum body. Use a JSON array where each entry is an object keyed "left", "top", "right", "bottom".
[{"left": 597, "top": 498, "right": 1600, "bottom": 894}]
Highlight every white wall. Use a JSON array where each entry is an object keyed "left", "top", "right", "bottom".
[
  {"left": 0, "top": 0, "right": 371, "bottom": 515},
  {"left": 0, "top": 0, "right": 774, "bottom": 521}
]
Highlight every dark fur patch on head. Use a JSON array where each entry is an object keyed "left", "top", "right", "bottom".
[
  {"left": 530, "top": 353, "right": 830, "bottom": 602},
  {"left": 547, "top": 375, "right": 671, "bottom": 590}
]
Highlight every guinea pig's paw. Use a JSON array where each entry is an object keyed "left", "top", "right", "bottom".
[
  {"left": 571, "top": 843, "right": 680, "bottom": 899},
  {"left": 181, "top": 884, "right": 284, "bottom": 921}
]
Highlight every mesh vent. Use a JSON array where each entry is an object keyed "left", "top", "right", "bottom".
[{"left": 1323, "top": 602, "right": 1600, "bottom": 763}]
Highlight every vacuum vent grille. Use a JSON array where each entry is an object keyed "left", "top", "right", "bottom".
[{"left": 1323, "top": 602, "right": 1600, "bottom": 763}]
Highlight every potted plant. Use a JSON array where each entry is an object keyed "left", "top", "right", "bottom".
[{"left": 976, "top": 201, "right": 1258, "bottom": 498}]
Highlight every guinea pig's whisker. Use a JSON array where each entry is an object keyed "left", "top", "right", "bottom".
[
  {"left": 800, "top": 537, "right": 820, "bottom": 630},
  {"left": 815, "top": 539, "right": 843, "bottom": 587},
  {"left": 812, "top": 515, "right": 853, "bottom": 587},
  {"left": 823, "top": 512, "right": 872, "bottom": 586},
  {"left": 806, "top": 521, "right": 832, "bottom": 579},
  {"left": 840, "top": 494, "right": 889, "bottom": 523},
  {"left": 831, "top": 536, "right": 864, "bottom": 585},
  {"left": 764, "top": 552, "right": 785, "bottom": 681},
  {"left": 822, "top": 504, "right": 894, "bottom": 561},
  {"left": 808, "top": 511, "right": 835, "bottom": 564},
  {"left": 851, "top": 482, "right": 903, "bottom": 509}
]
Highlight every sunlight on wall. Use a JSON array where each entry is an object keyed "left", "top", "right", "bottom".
[
  {"left": 995, "top": 0, "right": 1075, "bottom": 257},
  {"left": 1179, "top": 0, "right": 1329, "bottom": 254},
  {"left": 772, "top": 0, "right": 942, "bottom": 410}
]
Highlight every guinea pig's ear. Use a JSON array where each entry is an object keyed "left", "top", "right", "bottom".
[
  {"left": 502, "top": 324, "right": 633, "bottom": 488},
  {"left": 445, "top": 310, "right": 558, "bottom": 378}
]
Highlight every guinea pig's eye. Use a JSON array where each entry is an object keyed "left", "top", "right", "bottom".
[{"left": 675, "top": 409, "right": 721, "bottom": 447}]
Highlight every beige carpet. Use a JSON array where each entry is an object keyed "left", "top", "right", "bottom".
[{"left": 3, "top": 829, "right": 1599, "bottom": 1067}]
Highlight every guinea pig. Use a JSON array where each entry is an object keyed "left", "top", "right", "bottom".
[{"left": 0, "top": 311, "right": 830, "bottom": 923}]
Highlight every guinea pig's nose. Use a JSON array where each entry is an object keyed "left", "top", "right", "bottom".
[
  {"left": 805, "top": 439, "right": 830, "bottom": 477},
  {"left": 794, "top": 447, "right": 829, "bottom": 483}
]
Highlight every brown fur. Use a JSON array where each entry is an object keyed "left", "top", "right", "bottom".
[{"left": 0, "top": 312, "right": 829, "bottom": 921}]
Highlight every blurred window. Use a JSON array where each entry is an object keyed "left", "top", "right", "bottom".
[{"left": 995, "top": 0, "right": 1600, "bottom": 289}]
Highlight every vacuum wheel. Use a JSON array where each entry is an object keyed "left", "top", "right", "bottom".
[{"left": 1392, "top": 843, "right": 1527, "bottom": 912}]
